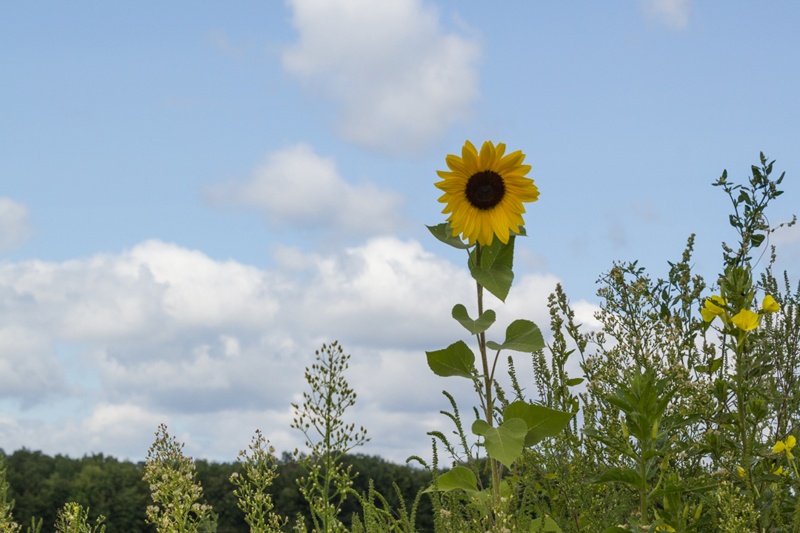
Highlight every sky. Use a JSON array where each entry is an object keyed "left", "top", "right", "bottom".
[{"left": 1, "top": 1, "right": 799, "bottom": 465}]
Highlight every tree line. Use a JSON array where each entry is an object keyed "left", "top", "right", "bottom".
[{"left": 1, "top": 448, "right": 433, "bottom": 533}]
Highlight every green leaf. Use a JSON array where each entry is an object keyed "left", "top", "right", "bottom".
[
  {"left": 424, "top": 466, "right": 479, "bottom": 495},
  {"left": 592, "top": 466, "right": 644, "bottom": 490},
  {"left": 426, "top": 341, "right": 475, "bottom": 379},
  {"left": 696, "top": 358, "right": 723, "bottom": 375},
  {"left": 566, "top": 377, "right": 584, "bottom": 386},
  {"left": 451, "top": 304, "right": 496, "bottom": 335},
  {"left": 504, "top": 401, "right": 574, "bottom": 447},
  {"left": 471, "top": 418, "right": 527, "bottom": 468},
  {"left": 530, "top": 517, "right": 563, "bottom": 532},
  {"left": 469, "top": 236, "right": 515, "bottom": 301},
  {"left": 602, "top": 528, "right": 631, "bottom": 533},
  {"left": 485, "top": 319, "right": 545, "bottom": 353},
  {"left": 426, "top": 223, "right": 471, "bottom": 249}
]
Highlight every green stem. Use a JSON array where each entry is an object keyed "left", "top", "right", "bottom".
[
  {"left": 735, "top": 334, "right": 750, "bottom": 467},
  {"left": 474, "top": 245, "right": 502, "bottom": 508},
  {"left": 639, "top": 450, "right": 648, "bottom": 523}
]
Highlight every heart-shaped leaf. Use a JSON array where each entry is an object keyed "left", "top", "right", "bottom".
[
  {"left": 485, "top": 320, "right": 544, "bottom": 353},
  {"left": 426, "top": 341, "right": 475, "bottom": 379},
  {"left": 452, "top": 304, "right": 496, "bottom": 335},
  {"left": 469, "top": 236, "right": 515, "bottom": 301},
  {"left": 423, "top": 466, "right": 479, "bottom": 495},
  {"left": 504, "top": 401, "right": 574, "bottom": 447},
  {"left": 471, "top": 418, "right": 527, "bottom": 468},
  {"left": 426, "top": 223, "right": 471, "bottom": 249}
]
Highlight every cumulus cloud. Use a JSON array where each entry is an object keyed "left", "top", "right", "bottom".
[
  {"left": 282, "top": 0, "right": 481, "bottom": 153},
  {"left": 0, "top": 197, "right": 33, "bottom": 252},
  {"left": 209, "top": 144, "right": 404, "bottom": 237},
  {"left": 643, "top": 0, "right": 691, "bottom": 30},
  {"left": 0, "top": 326, "right": 67, "bottom": 406},
  {"left": 0, "top": 237, "right": 590, "bottom": 462}
]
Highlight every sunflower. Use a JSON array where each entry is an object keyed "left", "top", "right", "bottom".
[{"left": 435, "top": 140, "right": 538, "bottom": 246}]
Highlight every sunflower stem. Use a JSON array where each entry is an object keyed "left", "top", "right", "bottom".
[{"left": 474, "top": 244, "right": 502, "bottom": 508}]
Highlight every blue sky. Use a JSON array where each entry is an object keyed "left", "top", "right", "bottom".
[{"left": 1, "top": 1, "right": 799, "bottom": 463}]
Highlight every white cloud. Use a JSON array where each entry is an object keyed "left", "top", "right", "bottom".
[
  {"left": 772, "top": 223, "right": 800, "bottom": 246},
  {"left": 644, "top": 0, "right": 691, "bottom": 30},
  {"left": 209, "top": 144, "right": 404, "bottom": 237},
  {"left": 0, "top": 237, "right": 573, "bottom": 462},
  {"left": 771, "top": 223, "right": 800, "bottom": 274},
  {"left": 0, "top": 326, "right": 67, "bottom": 406},
  {"left": 0, "top": 197, "right": 33, "bottom": 252},
  {"left": 282, "top": 0, "right": 481, "bottom": 153}
]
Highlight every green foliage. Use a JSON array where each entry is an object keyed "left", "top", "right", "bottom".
[
  {"left": 503, "top": 402, "right": 574, "bottom": 447},
  {"left": 54, "top": 503, "right": 105, "bottom": 533},
  {"left": 291, "top": 341, "right": 369, "bottom": 533},
  {"left": 468, "top": 235, "right": 515, "bottom": 302},
  {"left": 0, "top": 455, "right": 21, "bottom": 533},
  {"left": 451, "top": 304, "right": 496, "bottom": 335},
  {"left": 425, "top": 223, "right": 471, "bottom": 250},
  {"left": 485, "top": 319, "right": 544, "bottom": 353},
  {"left": 143, "top": 424, "right": 216, "bottom": 533},
  {"left": 471, "top": 418, "right": 526, "bottom": 469},
  {"left": 425, "top": 341, "right": 475, "bottom": 379},
  {"left": 1, "top": 449, "right": 433, "bottom": 533},
  {"left": 229, "top": 430, "right": 287, "bottom": 533}
]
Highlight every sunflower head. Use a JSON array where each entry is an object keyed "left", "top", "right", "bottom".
[{"left": 435, "top": 140, "right": 538, "bottom": 246}]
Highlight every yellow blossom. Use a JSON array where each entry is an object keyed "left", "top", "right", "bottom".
[
  {"left": 731, "top": 309, "right": 759, "bottom": 331},
  {"left": 701, "top": 295, "right": 727, "bottom": 323},
  {"left": 736, "top": 466, "right": 747, "bottom": 478},
  {"left": 773, "top": 435, "right": 796, "bottom": 459},
  {"left": 436, "top": 140, "right": 538, "bottom": 246},
  {"left": 762, "top": 294, "right": 780, "bottom": 313}
]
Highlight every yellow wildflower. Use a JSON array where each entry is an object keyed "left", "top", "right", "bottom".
[
  {"left": 701, "top": 295, "right": 727, "bottom": 323},
  {"left": 762, "top": 294, "right": 780, "bottom": 313},
  {"left": 773, "top": 435, "right": 796, "bottom": 459},
  {"left": 731, "top": 309, "right": 759, "bottom": 331}
]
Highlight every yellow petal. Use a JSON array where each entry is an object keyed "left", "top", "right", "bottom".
[
  {"left": 704, "top": 295, "right": 727, "bottom": 316},
  {"left": 731, "top": 309, "right": 759, "bottom": 331},
  {"left": 479, "top": 141, "right": 496, "bottom": 169},
  {"left": 762, "top": 294, "right": 780, "bottom": 313},
  {"left": 435, "top": 140, "right": 536, "bottom": 247}
]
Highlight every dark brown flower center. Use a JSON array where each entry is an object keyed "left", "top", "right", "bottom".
[{"left": 465, "top": 171, "right": 505, "bottom": 210}]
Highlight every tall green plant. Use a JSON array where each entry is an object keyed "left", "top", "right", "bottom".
[
  {"left": 291, "top": 341, "right": 369, "bottom": 533},
  {"left": 425, "top": 140, "right": 573, "bottom": 530},
  {"left": 143, "top": 424, "right": 217, "bottom": 533},
  {"left": 230, "top": 429, "right": 287, "bottom": 533},
  {"left": 578, "top": 153, "right": 798, "bottom": 532}
]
